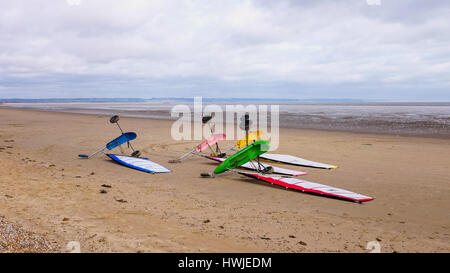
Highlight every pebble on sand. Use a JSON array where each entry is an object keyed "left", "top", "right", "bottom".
[{"left": 0, "top": 217, "right": 56, "bottom": 253}]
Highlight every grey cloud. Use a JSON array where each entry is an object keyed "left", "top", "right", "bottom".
[{"left": 0, "top": 0, "right": 449, "bottom": 100}]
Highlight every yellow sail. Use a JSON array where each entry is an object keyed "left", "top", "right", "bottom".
[{"left": 235, "top": 130, "right": 264, "bottom": 149}]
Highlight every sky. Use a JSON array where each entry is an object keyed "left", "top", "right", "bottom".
[{"left": 0, "top": 0, "right": 449, "bottom": 101}]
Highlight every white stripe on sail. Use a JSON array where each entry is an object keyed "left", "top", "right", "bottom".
[
  {"left": 114, "top": 155, "right": 171, "bottom": 173},
  {"left": 249, "top": 174, "right": 372, "bottom": 202},
  {"left": 260, "top": 154, "right": 337, "bottom": 169}
]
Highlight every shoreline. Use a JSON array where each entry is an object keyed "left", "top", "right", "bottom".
[
  {"left": 0, "top": 107, "right": 449, "bottom": 252},
  {"left": 1, "top": 105, "right": 449, "bottom": 140}
]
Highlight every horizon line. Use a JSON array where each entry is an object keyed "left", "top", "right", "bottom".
[{"left": 1, "top": 97, "right": 450, "bottom": 103}]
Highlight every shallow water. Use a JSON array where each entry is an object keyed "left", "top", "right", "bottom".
[{"left": 3, "top": 101, "right": 450, "bottom": 137}]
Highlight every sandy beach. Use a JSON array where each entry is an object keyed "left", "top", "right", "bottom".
[{"left": 0, "top": 107, "right": 449, "bottom": 253}]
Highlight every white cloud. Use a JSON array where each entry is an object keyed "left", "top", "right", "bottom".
[
  {"left": 366, "top": 0, "right": 381, "bottom": 6},
  {"left": 0, "top": 0, "right": 449, "bottom": 99}
]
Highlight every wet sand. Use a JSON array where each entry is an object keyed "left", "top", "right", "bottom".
[
  {"left": 3, "top": 102, "right": 450, "bottom": 138},
  {"left": 0, "top": 107, "right": 449, "bottom": 252}
]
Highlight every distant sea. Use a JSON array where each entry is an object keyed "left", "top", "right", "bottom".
[{"left": 2, "top": 100, "right": 449, "bottom": 138}]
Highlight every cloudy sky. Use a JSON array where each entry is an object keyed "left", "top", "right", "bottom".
[{"left": 0, "top": 0, "right": 449, "bottom": 101}]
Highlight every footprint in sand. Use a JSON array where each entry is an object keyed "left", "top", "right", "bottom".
[{"left": 142, "top": 142, "right": 188, "bottom": 153}]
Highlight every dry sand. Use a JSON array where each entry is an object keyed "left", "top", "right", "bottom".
[{"left": 0, "top": 107, "right": 449, "bottom": 253}]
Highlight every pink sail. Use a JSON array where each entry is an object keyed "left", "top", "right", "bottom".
[{"left": 195, "top": 133, "right": 226, "bottom": 152}]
